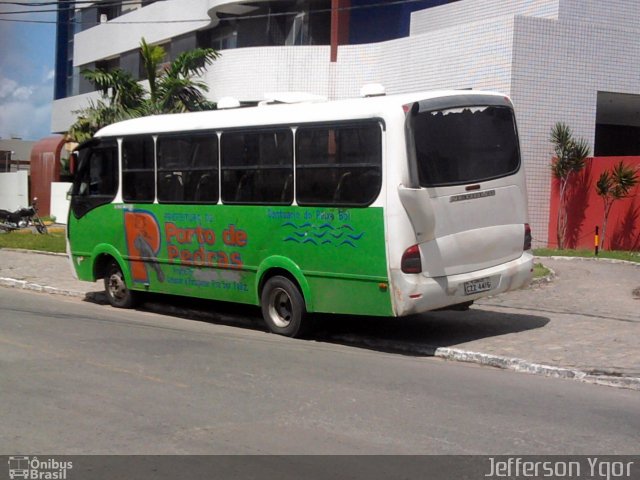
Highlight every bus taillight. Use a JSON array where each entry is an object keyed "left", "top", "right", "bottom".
[
  {"left": 524, "top": 223, "right": 532, "bottom": 251},
  {"left": 401, "top": 244, "right": 422, "bottom": 274}
]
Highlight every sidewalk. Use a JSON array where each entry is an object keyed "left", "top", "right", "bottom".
[{"left": 1, "top": 248, "right": 639, "bottom": 389}]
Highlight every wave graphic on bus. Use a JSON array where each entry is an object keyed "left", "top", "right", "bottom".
[{"left": 282, "top": 222, "right": 365, "bottom": 247}]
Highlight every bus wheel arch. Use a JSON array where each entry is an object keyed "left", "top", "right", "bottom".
[
  {"left": 91, "top": 248, "right": 137, "bottom": 308},
  {"left": 91, "top": 245, "right": 127, "bottom": 281},
  {"left": 93, "top": 253, "right": 115, "bottom": 281},
  {"left": 256, "top": 259, "right": 312, "bottom": 308}
]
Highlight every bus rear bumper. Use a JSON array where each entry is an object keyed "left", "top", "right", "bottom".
[{"left": 390, "top": 252, "right": 534, "bottom": 317}]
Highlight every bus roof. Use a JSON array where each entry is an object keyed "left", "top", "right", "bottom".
[{"left": 95, "top": 89, "right": 510, "bottom": 138}]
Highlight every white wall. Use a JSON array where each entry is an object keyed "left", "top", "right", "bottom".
[
  {"left": 0, "top": 171, "right": 29, "bottom": 210},
  {"left": 202, "top": 16, "right": 514, "bottom": 102},
  {"left": 74, "top": 0, "right": 212, "bottom": 66},
  {"left": 51, "top": 90, "right": 101, "bottom": 134},
  {"left": 50, "top": 182, "right": 72, "bottom": 225},
  {"left": 410, "top": 0, "right": 559, "bottom": 35},
  {"left": 559, "top": 0, "right": 640, "bottom": 30}
]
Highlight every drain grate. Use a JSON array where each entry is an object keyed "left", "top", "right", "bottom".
[{"left": 633, "top": 287, "right": 640, "bottom": 299}]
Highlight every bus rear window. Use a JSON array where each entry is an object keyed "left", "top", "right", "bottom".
[{"left": 412, "top": 105, "right": 520, "bottom": 187}]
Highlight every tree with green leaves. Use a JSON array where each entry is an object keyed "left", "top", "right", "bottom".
[
  {"left": 595, "top": 161, "right": 639, "bottom": 250},
  {"left": 68, "top": 69, "right": 146, "bottom": 143},
  {"left": 139, "top": 38, "right": 218, "bottom": 114},
  {"left": 550, "top": 122, "right": 591, "bottom": 249},
  {"left": 68, "top": 38, "right": 219, "bottom": 142}
]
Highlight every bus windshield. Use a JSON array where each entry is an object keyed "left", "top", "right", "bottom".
[{"left": 412, "top": 105, "right": 520, "bottom": 187}]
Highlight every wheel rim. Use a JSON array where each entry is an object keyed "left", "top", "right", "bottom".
[
  {"left": 268, "top": 287, "right": 293, "bottom": 328},
  {"left": 107, "top": 272, "right": 127, "bottom": 301}
]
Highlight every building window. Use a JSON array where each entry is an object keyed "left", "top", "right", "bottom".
[
  {"left": 120, "top": 49, "right": 141, "bottom": 80},
  {"left": 95, "top": 57, "right": 120, "bottom": 72},
  {"left": 170, "top": 33, "right": 197, "bottom": 61},
  {"left": 196, "top": 1, "right": 330, "bottom": 50},
  {"left": 197, "top": 24, "right": 238, "bottom": 50},
  {"left": 97, "top": 2, "right": 122, "bottom": 23}
]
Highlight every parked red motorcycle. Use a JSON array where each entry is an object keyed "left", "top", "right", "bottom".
[{"left": 0, "top": 197, "right": 48, "bottom": 234}]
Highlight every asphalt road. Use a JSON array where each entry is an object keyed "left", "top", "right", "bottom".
[{"left": 1, "top": 288, "right": 639, "bottom": 456}]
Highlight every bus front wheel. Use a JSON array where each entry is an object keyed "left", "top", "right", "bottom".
[
  {"left": 261, "top": 276, "right": 307, "bottom": 338},
  {"left": 104, "top": 261, "right": 137, "bottom": 308}
]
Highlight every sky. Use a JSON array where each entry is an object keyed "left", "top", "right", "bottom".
[{"left": 0, "top": 2, "right": 56, "bottom": 141}]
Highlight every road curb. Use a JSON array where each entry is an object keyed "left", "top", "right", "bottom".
[
  {"left": 0, "top": 277, "right": 86, "bottom": 297},
  {"left": 0, "top": 247, "right": 68, "bottom": 257},
  {"left": 538, "top": 255, "right": 640, "bottom": 267},
  {"left": 1, "top": 275, "right": 638, "bottom": 391},
  {"left": 433, "top": 347, "right": 640, "bottom": 391},
  {"left": 329, "top": 335, "right": 640, "bottom": 391}
]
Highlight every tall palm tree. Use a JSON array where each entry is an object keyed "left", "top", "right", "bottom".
[
  {"left": 68, "top": 68, "right": 146, "bottom": 143},
  {"left": 140, "top": 38, "right": 218, "bottom": 114},
  {"left": 83, "top": 67, "right": 146, "bottom": 113},
  {"left": 68, "top": 38, "right": 219, "bottom": 142}
]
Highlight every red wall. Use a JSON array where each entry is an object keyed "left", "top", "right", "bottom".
[{"left": 548, "top": 156, "right": 640, "bottom": 251}]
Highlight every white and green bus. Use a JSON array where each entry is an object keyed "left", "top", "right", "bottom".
[{"left": 68, "top": 89, "right": 533, "bottom": 337}]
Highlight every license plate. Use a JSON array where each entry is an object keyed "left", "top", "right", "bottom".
[{"left": 464, "top": 277, "right": 492, "bottom": 295}]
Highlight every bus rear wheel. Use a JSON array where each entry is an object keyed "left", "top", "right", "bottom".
[
  {"left": 104, "top": 261, "right": 137, "bottom": 308},
  {"left": 261, "top": 276, "right": 307, "bottom": 338}
]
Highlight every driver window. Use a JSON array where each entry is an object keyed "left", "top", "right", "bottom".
[
  {"left": 70, "top": 140, "right": 118, "bottom": 218},
  {"left": 74, "top": 141, "right": 118, "bottom": 197}
]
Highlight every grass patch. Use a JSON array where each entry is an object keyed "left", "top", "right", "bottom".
[
  {"left": 533, "top": 262, "right": 551, "bottom": 278},
  {"left": 0, "top": 230, "right": 66, "bottom": 253},
  {"left": 534, "top": 248, "right": 640, "bottom": 264}
]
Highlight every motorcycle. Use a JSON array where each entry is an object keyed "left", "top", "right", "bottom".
[{"left": 0, "top": 197, "right": 48, "bottom": 234}]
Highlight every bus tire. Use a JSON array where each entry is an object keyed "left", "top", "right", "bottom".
[
  {"left": 261, "top": 275, "right": 307, "bottom": 338},
  {"left": 104, "top": 261, "right": 137, "bottom": 308}
]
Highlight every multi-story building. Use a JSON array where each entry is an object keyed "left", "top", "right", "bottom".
[{"left": 51, "top": 0, "right": 640, "bottom": 246}]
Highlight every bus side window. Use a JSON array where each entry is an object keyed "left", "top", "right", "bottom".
[
  {"left": 157, "top": 133, "right": 218, "bottom": 204},
  {"left": 259, "top": 131, "right": 293, "bottom": 204},
  {"left": 189, "top": 136, "right": 219, "bottom": 203},
  {"left": 221, "top": 129, "right": 293, "bottom": 205},
  {"left": 296, "top": 122, "right": 382, "bottom": 207},
  {"left": 122, "top": 136, "right": 155, "bottom": 203}
]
